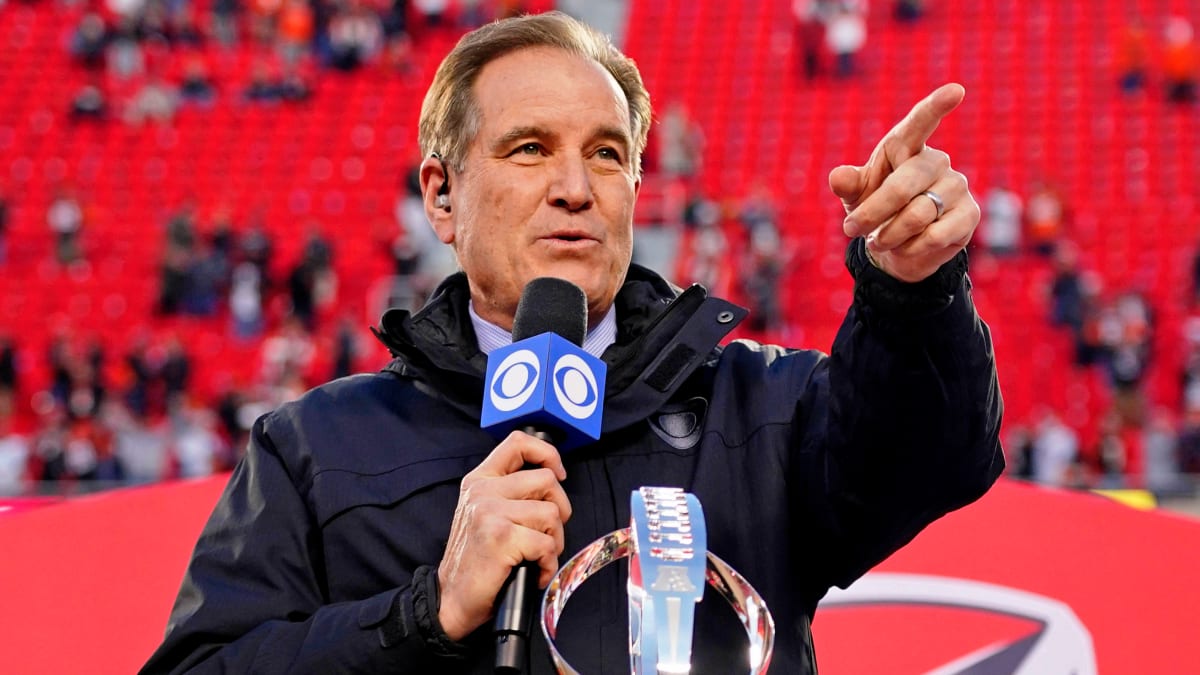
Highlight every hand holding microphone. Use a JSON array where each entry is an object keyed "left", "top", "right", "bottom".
[
  {"left": 436, "top": 431, "right": 571, "bottom": 641},
  {"left": 435, "top": 278, "right": 606, "bottom": 673}
]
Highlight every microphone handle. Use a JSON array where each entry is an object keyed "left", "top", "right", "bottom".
[{"left": 494, "top": 427, "right": 556, "bottom": 675}]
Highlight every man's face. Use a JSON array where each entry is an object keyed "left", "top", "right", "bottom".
[{"left": 426, "top": 46, "right": 640, "bottom": 330}]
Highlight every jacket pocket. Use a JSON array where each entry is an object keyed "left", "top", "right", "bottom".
[{"left": 307, "top": 455, "right": 477, "bottom": 527}]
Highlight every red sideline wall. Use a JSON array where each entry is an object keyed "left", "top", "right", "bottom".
[{"left": 2, "top": 478, "right": 1199, "bottom": 673}]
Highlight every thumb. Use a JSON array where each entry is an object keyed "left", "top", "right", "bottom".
[{"left": 829, "top": 164, "right": 865, "bottom": 207}]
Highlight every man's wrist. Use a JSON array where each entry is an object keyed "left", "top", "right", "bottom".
[
  {"left": 845, "top": 237, "right": 968, "bottom": 323},
  {"left": 409, "top": 565, "right": 471, "bottom": 658}
]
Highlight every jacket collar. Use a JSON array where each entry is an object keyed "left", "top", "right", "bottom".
[{"left": 372, "top": 264, "right": 747, "bottom": 434}]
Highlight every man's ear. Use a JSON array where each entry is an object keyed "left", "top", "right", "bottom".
[{"left": 419, "top": 155, "right": 455, "bottom": 244}]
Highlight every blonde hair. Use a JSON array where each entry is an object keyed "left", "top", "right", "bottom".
[{"left": 418, "top": 11, "right": 651, "bottom": 175}]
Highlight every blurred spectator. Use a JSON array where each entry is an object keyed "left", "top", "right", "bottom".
[
  {"left": 738, "top": 184, "right": 786, "bottom": 334},
  {"left": 238, "top": 218, "right": 274, "bottom": 288},
  {"left": 1093, "top": 411, "right": 1128, "bottom": 488},
  {"left": 1179, "top": 404, "right": 1200, "bottom": 475},
  {"left": 1025, "top": 181, "right": 1065, "bottom": 256},
  {"left": 63, "top": 353, "right": 105, "bottom": 421},
  {"left": 383, "top": 28, "right": 417, "bottom": 76},
  {"left": 1049, "top": 241, "right": 1085, "bottom": 331},
  {"left": 415, "top": 0, "right": 448, "bottom": 29},
  {"left": 328, "top": 0, "right": 384, "bottom": 71},
  {"left": 216, "top": 385, "right": 251, "bottom": 453},
  {"left": 47, "top": 187, "right": 85, "bottom": 265},
  {"left": 64, "top": 418, "right": 103, "bottom": 486},
  {"left": 70, "top": 81, "right": 108, "bottom": 121},
  {"left": 1104, "top": 291, "right": 1153, "bottom": 426},
  {"left": 278, "top": 0, "right": 315, "bottom": 65},
  {"left": 0, "top": 336, "right": 16, "bottom": 400},
  {"left": 230, "top": 262, "right": 265, "bottom": 339},
  {"left": 1116, "top": 18, "right": 1150, "bottom": 94},
  {"left": 303, "top": 223, "right": 336, "bottom": 316},
  {"left": 288, "top": 257, "right": 317, "bottom": 327},
  {"left": 331, "top": 314, "right": 361, "bottom": 380},
  {"left": 382, "top": 0, "right": 410, "bottom": 37},
  {"left": 210, "top": 207, "right": 236, "bottom": 262},
  {"left": 171, "top": 404, "right": 227, "bottom": 478},
  {"left": 658, "top": 102, "right": 704, "bottom": 182},
  {"left": 111, "top": 405, "right": 169, "bottom": 484},
  {"left": 381, "top": 225, "right": 425, "bottom": 313},
  {"left": 793, "top": 0, "right": 827, "bottom": 81},
  {"left": 687, "top": 218, "right": 727, "bottom": 295},
  {"left": 179, "top": 56, "right": 217, "bottom": 105},
  {"left": 33, "top": 408, "right": 70, "bottom": 490},
  {"left": 183, "top": 239, "right": 228, "bottom": 316},
  {"left": 211, "top": 0, "right": 241, "bottom": 47},
  {"left": 250, "top": 0, "right": 283, "bottom": 44},
  {"left": 48, "top": 333, "right": 73, "bottom": 405},
  {"left": 1005, "top": 424, "right": 1036, "bottom": 480},
  {"left": 0, "top": 409, "right": 29, "bottom": 496},
  {"left": 124, "top": 334, "right": 155, "bottom": 416},
  {"left": 106, "top": 16, "right": 145, "bottom": 79},
  {"left": 244, "top": 60, "right": 286, "bottom": 102},
  {"left": 167, "top": 201, "right": 199, "bottom": 252},
  {"left": 1164, "top": 16, "right": 1198, "bottom": 104},
  {"left": 70, "top": 11, "right": 109, "bottom": 69},
  {"left": 161, "top": 337, "right": 192, "bottom": 410},
  {"left": 1144, "top": 408, "right": 1186, "bottom": 495},
  {"left": 894, "top": 0, "right": 925, "bottom": 22},
  {"left": 278, "top": 65, "right": 313, "bottom": 101},
  {"left": 158, "top": 244, "right": 191, "bottom": 315},
  {"left": 1032, "top": 409, "right": 1079, "bottom": 487},
  {"left": 172, "top": 5, "right": 207, "bottom": 47},
  {"left": 125, "top": 75, "right": 178, "bottom": 126},
  {"left": 981, "top": 184, "right": 1022, "bottom": 256},
  {"left": 139, "top": 2, "right": 172, "bottom": 43},
  {"left": 826, "top": 2, "right": 867, "bottom": 78},
  {"left": 260, "top": 316, "right": 315, "bottom": 394}
]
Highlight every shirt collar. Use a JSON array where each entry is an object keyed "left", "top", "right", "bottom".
[{"left": 469, "top": 301, "right": 617, "bottom": 358}]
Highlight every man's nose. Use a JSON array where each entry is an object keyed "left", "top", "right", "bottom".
[{"left": 548, "top": 154, "right": 594, "bottom": 212}]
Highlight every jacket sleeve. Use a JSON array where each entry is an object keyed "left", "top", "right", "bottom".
[
  {"left": 140, "top": 415, "right": 470, "bottom": 674},
  {"left": 791, "top": 238, "right": 1005, "bottom": 604}
]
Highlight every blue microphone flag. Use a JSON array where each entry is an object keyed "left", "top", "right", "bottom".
[{"left": 481, "top": 332, "right": 606, "bottom": 450}]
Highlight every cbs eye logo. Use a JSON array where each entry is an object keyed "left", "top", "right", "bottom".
[
  {"left": 490, "top": 349, "right": 542, "bottom": 412},
  {"left": 552, "top": 354, "right": 599, "bottom": 419}
]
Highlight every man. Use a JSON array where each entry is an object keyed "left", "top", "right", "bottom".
[{"left": 144, "top": 11, "right": 1002, "bottom": 674}]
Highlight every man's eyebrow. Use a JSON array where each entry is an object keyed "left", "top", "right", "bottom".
[
  {"left": 593, "top": 125, "right": 633, "bottom": 151},
  {"left": 491, "top": 125, "right": 556, "bottom": 152},
  {"left": 489, "top": 125, "right": 633, "bottom": 153}
]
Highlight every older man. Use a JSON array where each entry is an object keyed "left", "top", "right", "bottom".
[{"left": 144, "top": 11, "right": 1001, "bottom": 674}]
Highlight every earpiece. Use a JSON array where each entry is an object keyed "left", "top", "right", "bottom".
[{"left": 431, "top": 152, "right": 451, "bottom": 211}]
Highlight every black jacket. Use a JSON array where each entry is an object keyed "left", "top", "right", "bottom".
[{"left": 143, "top": 240, "right": 1003, "bottom": 674}]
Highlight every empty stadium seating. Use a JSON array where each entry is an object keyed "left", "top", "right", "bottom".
[{"left": 1, "top": 1, "right": 1198, "bottom": 460}]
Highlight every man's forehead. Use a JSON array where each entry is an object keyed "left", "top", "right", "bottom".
[{"left": 472, "top": 46, "right": 632, "bottom": 130}]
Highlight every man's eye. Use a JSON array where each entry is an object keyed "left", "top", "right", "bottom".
[
  {"left": 597, "top": 147, "right": 622, "bottom": 162},
  {"left": 515, "top": 143, "right": 541, "bottom": 156}
]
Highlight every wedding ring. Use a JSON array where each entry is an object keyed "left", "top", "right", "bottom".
[{"left": 922, "top": 190, "right": 946, "bottom": 220}]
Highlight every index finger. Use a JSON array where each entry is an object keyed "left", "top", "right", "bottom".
[
  {"left": 475, "top": 430, "right": 567, "bottom": 480},
  {"left": 889, "top": 83, "right": 965, "bottom": 156}
]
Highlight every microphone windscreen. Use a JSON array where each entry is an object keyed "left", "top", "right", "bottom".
[{"left": 512, "top": 278, "right": 587, "bottom": 346}]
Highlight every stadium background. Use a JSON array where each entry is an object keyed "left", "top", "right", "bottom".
[{"left": 1, "top": 1, "right": 1199, "bottom": 505}]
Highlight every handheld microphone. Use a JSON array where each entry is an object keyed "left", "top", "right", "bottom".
[{"left": 481, "top": 278, "right": 607, "bottom": 674}]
